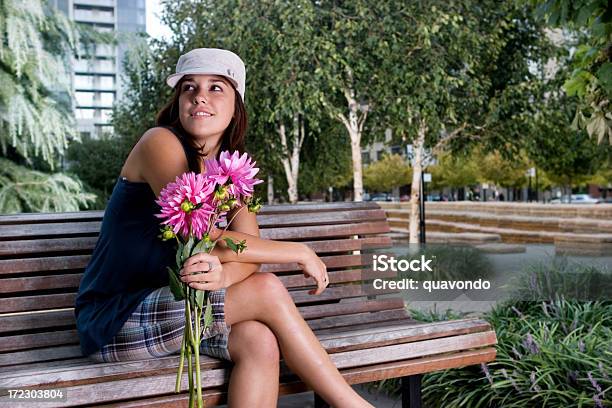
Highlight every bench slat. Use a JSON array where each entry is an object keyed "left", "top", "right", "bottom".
[
  {"left": 0, "top": 274, "right": 82, "bottom": 293},
  {"left": 0, "top": 238, "right": 98, "bottom": 257},
  {"left": 0, "top": 298, "right": 406, "bottom": 353},
  {"left": 92, "top": 348, "right": 497, "bottom": 408},
  {"left": 0, "top": 221, "right": 390, "bottom": 243},
  {"left": 0, "top": 209, "right": 387, "bottom": 240},
  {"left": 0, "top": 331, "right": 495, "bottom": 406},
  {"left": 0, "top": 235, "right": 390, "bottom": 261},
  {"left": 0, "top": 319, "right": 494, "bottom": 389},
  {"left": 0, "top": 282, "right": 399, "bottom": 335},
  {"left": 0, "top": 202, "right": 382, "bottom": 226},
  {"left": 0, "top": 268, "right": 395, "bottom": 314},
  {"left": 0, "top": 329, "right": 79, "bottom": 352}
]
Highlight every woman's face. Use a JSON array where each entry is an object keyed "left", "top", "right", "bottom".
[{"left": 178, "top": 74, "right": 236, "bottom": 154}]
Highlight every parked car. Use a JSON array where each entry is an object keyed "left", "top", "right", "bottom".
[
  {"left": 367, "top": 193, "right": 392, "bottom": 202},
  {"left": 550, "top": 194, "right": 600, "bottom": 204}
]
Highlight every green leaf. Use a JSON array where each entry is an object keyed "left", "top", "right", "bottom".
[
  {"left": 192, "top": 238, "right": 213, "bottom": 255},
  {"left": 223, "top": 237, "right": 239, "bottom": 253},
  {"left": 176, "top": 241, "right": 184, "bottom": 269},
  {"left": 203, "top": 297, "right": 214, "bottom": 328},
  {"left": 195, "top": 289, "right": 206, "bottom": 309},
  {"left": 596, "top": 63, "right": 612, "bottom": 94},
  {"left": 167, "top": 266, "right": 185, "bottom": 301},
  {"left": 223, "top": 237, "right": 247, "bottom": 254},
  {"left": 182, "top": 235, "right": 195, "bottom": 260}
]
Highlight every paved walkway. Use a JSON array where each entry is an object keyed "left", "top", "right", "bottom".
[{"left": 218, "top": 384, "right": 400, "bottom": 407}]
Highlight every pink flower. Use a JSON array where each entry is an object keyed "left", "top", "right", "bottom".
[
  {"left": 155, "top": 172, "right": 216, "bottom": 240},
  {"left": 205, "top": 151, "right": 263, "bottom": 202}
]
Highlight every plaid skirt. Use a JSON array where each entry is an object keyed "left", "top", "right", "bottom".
[{"left": 88, "top": 286, "right": 232, "bottom": 363}]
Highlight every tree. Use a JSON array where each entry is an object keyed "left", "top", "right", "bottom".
[
  {"left": 363, "top": 154, "right": 411, "bottom": 193},
  {"left": 376, "top": 0, "right": 556, "bottom": 242},
  {"left": 0, "top": 0, "right": 96, "bottom": 213},
  {"left": 313, "top": 1, "right": 393, "bottom": 202},
  {"left": 478, "top": 150, "right": 529, "bottom": 189},
  {"left": 531, "top": 0, "right": 612, "bottom": 144},
  {"left": 428, "top": 153, "right": 480, "bottom": 194},
  {"left": 526, "top": 94, "right": 611, "bottom": 197}
]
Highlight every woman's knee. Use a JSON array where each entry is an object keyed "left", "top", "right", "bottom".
[
  {"left": 229, "top": 320, "right": 280, "bottom": 364},
  {"left": 249, "top": 272, "right": 288, "bottom": 297}
]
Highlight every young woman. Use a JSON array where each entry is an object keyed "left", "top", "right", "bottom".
[{"left": 75, "top": 48, "right": 373, "bottom": 408}]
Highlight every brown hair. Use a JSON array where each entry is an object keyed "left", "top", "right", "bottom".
[{"left": 155, "top": 76, "right": 247, "bottom": 173}]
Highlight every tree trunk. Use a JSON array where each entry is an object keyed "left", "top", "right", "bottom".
[
  {"left": 409, "top": 120, "right": 426, "bottom": 244},
  {"left": 276, "top": 113, "right": 305, "bottom": 204},
  {"left": 337, "top": 84, "right": 368, "bottom": 202},
  {"left": 267, "top": 175, "right": 274, "bottom": 205}
]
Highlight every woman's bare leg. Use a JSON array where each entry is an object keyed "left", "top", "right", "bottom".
[
  {"left": 226, "top": 320, "right": 280, "bottom": 408},
  {"left": 224, "top": 273, "right": 373, "bottom": 408}
]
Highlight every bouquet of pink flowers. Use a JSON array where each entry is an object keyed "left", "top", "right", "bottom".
[{"left": 155, "top": 151, "right": 262, "bottom": 408}]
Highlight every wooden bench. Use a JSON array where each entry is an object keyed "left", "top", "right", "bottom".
[{"left": 0, "top": 202, "right": 497, "bottom": 407}]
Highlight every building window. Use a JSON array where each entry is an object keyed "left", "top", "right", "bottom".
[
  {"left": 100, "top": 92, "right": 115, "bottom": 107},
  {"left": 99, "top": 109, "right": 113, "bottom": 122},
  {"left": 96, "top": 125, "right": 114, "bottom": 137},
  {"left": 99, "top": 76, "right": 115, "bottom": 90},
  {"left": 74, "top": 59, "right": 90, "bottom": 72},
  {"left": 377, "top": 150, "right": 385, "bottom": 161},
  {"left": 361, "top": 152, "right": 370, "bottom": 165},
  {"left": 391, "top": 145, "right": 402, "bottom": 156},
  {"left": 96, "top": 59, "right": 114, "bottom": 72},
  {"left": 76, "top": 92, "right": 95, "bottom": 106},
  {"left": 74, "top": 75, "right": 94, "bottom": 89},
  {"left": 76, "top": 108, "right": 94, "bottom": 119}
]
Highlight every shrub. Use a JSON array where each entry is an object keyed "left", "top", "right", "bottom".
[{"left": 372, "top": 259, "right": 611, "bottom": 407}]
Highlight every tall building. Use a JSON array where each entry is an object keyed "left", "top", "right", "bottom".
[{"left": 49, "top": 0, "right": 146, "bottom": 139}]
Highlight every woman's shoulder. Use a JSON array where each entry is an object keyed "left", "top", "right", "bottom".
[{"left": 138, "top": 126, "right": 182, "bottom": 148}]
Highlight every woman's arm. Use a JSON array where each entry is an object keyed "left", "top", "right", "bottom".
[{"left": 213, "top": 205, "right": 261, "bottom": 287}]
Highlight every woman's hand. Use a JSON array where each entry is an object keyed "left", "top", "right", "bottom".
[
  {"left": 297, "top": 245, "right": 329, "bottom": 295},
  {"left": 179, "top": 252, "right": 227, "bottom": 291}
]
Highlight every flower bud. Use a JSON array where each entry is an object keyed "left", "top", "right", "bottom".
[
  {"left": 215, "top": 186, "right": 229, "bottom": 201},
  {"left": 227, "top": 198, "right": 238, "bottom": 208},
  {"left": 219, "top": 204, "right": 231, "bottom": 212},
  {"left": 180, "top": 200, "right": 194, "bottom": 213},
  {"left": 248, "top": 203, "right": 262, "bottom": 213},
  {"left": 162, "top": 229, "right": 176, "bottom": 241}
]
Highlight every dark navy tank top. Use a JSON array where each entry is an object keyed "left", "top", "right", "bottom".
[{"left": 74, "top": 127, "right": 187, "bottom": 356}]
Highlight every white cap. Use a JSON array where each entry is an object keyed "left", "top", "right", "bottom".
[{"left": 166, "top": 48, "right": 246, "bottom": 101}]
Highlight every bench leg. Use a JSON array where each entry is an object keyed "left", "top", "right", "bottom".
[
  {"left": 401, "top": 374, "right": 422, "bottom": 408},
  {"left": 314, "top": 392, "right": 331, "bottom": 408}
]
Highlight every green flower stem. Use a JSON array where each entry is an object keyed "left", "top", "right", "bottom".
[
  {"left": 187, "top": 337, "right": 194, "bottom": 408},
  {"left": 175, "top": 319, "right": 187, "bottom": 393},
  {"left": 193, "top": 305, "right": 203, "bottom": 408},
  {"left": 185, "top": 287, "right": 196, "bottom": 408}
]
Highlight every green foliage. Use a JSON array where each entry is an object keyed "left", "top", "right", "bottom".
[
  {"left": 532, "top": 0, "right": 612, "bottom": 144},
  {"left": 66, "top": 134, "right": 133, "bottom": 209},
  {"left": 428, "top": 152, "right": 480, "bottom": 189},
  {"left": 0, "top": 0, "right": 77, "bottom": 165},
  {"left": 298, "top": 121, "right": 353, "bottom": 197},
  {"left": 374, "top": 260, "right": 612, "bottom": 407},
  {"left": 0, "top": 0, "right": 104, "bottom": 213},
  {"left": 0, "top": 157, "right": 96, "bottom": 212},
  {"left": 363, "top": 153, "right": 411, "bottom": 193},
  {"left": 478, "top": 150, "right": 530, "bottom": 188},
  {"left": 526, "top": 94, "right": 612, "bottom": 187},
  {"left": 111, "top": 35, "right": 173, "bottom": 151}
]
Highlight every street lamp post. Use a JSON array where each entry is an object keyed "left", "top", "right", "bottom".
[{"left": 419, "top": 171, "right": 426, "bottom": 244}]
